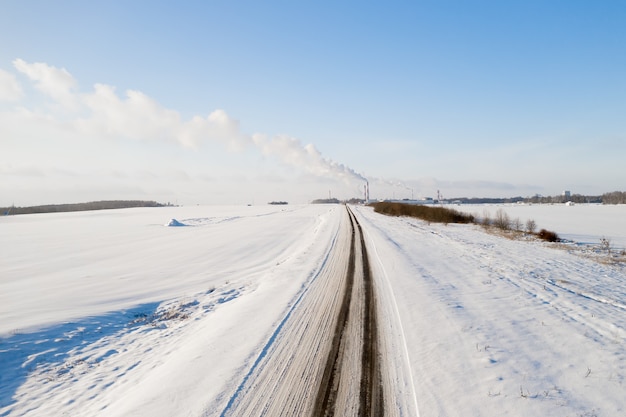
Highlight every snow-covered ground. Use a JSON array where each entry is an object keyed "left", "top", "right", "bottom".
[
  {"left": 1, "top": 205, "right": 345, "bottom": 416},
  {"left": 453, "top": 203, "right": 626, "bottom": 250},
  {"left": 1, "top": 204, "right": 625, "bottom": 416},
  {"left": 353, "top": 205, "right": 626, "bottom": 416}
]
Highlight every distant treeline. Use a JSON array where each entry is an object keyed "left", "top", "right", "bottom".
[
  {"left": 268, "top": 201, "right": 288, "bottom": 205},
  {"left": 601, "top": 191, "right": 626, "bottom": 204},
  {"left": 523, "top": 191, "right": 626, "bottom": 204},
  {"left": 451, "top": 197, "right": 526, "bottom": 204},
  {"left": 311, "top": 198, "right": 341, "bottom": 204},
  {"left": 451, "top": 191, "right": 626, "bottom": 205},
  {"left": 311, "top": 198, "right": 365, "bottom": 204},
  {"left": 524, "top": 194, "right": 602, "bottom": 204},
  {"left": 2, "top": 200, "right": 168, "bottom": 216}
]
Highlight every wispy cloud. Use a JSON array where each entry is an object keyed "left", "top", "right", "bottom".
[
  {"left": 0, "top": 69, "right": 23, "bottom": 101},
  {"left": 0, "top": 164, "right": 44, "bottom": 177}
]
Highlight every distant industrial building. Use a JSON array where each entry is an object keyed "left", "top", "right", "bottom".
[{"left": 563, "top": 190, "right": 571, "bottom": 201}]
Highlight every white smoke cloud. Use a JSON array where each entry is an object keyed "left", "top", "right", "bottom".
[
  {"left": 0, "top": 69, "right": 23, "bottom": 101},
  {"left": 252, "top": 134, "right": 366, "bottom": 184},
  {"left": 5, "top": 59, "right": 367, "bottom": 186}
]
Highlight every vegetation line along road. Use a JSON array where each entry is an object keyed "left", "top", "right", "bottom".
[{"left": 313, "top": 206, "right": 384, "bottom": 416}]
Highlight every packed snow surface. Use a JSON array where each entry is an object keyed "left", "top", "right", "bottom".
[{"left": 1, "top": 203, "right": 625, "bottom": 416}]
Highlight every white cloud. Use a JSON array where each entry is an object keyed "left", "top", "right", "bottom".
[
  {"left": 76, "top": 83, "right": 181, "bottom": 142},
  {"left": 6, "top": 61, "right": 247, "bottom": 150},
  {"left": 13, "top": 59, "right": 77, "bottom": 108},
  {"left": 0, "top": 69, "right": 23, "bottom": 101},
  {"left": 178, "top": 110, "right": 248, "bottom": 150}
]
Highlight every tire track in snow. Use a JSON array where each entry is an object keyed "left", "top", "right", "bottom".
[
  {"left": 216, "top": 206, "right": 385, "bottom": 417},
  {"left": 214, "top": 209, "right": 346, "bottom": 417},
  {"left": 311, "top": 207, "right": 357, "bottom": 416},
  {"left": 352, "top": 205, "right": 421, "bottom": 417},
  {"left": 313, "top": 206, "right": 384, "bottom": 416},
  {"left": 356, "top": 206, "right": 385, "bottom": 417}
]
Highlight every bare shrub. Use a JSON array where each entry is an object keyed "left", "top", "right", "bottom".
[
  {"left": 512, "top": 217, "right": 522, "bottom": 231},
  {"left": 599, "top": 237, "right": 612, "bottom": 255},
  {"left": 537, "top": 229, "right": 559, "bottom": 242},
  {"left": 526, "top": 219, "right": 537, "bottom": 234},
  {"left": 493, "top": 208, "right": 510, "bottom": 230},
  {"left": 481, "top": 210, "right": 491, "bottom": 228}
]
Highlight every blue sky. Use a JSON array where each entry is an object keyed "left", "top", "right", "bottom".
[{"left": 1, "top": 1, "right": 625, "bottom": 205}]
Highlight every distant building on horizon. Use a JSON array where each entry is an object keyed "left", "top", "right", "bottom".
[{"left": 563, "top": 190, "right": 571, "bottom": 201}]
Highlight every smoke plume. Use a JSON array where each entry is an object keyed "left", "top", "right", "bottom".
[{"left": 9, "top": 59, "right": 366, "bottom": 185}]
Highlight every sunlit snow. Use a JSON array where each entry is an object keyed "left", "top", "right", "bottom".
[{"left": 1, "top": 203, "right": 625, "bottom": 416}]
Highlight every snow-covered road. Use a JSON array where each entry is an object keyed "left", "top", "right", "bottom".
[
  {"left": 2, "top": 204, "right": 625, "bottom": 416},
  {"left": 353, "top": 205, "right": 626, "bottom": 417},
  {"left": 221, "top": 206, "right": 388, "bottom": 416}
]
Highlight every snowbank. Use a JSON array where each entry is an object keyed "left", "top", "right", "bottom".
[{"left": 165, "top": 218, "right": 186, "bottom": 227}]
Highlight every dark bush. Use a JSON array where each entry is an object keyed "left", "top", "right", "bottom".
[
  {"left": 537, "top": 229, "right": 559, "bottom": 242},
  {"left": 372, "top": 202, "right": 564, "bottom": 245},
  {"left": 371, "top": 202, "right": 475, "bottom": 224}
]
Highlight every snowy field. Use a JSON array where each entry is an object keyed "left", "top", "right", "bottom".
[
  {"left": 453, "top": 203, "right": 626, "bottom": 250},
  {"left": 1, "top": 204, "right": 625, "bottom": 416}
]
